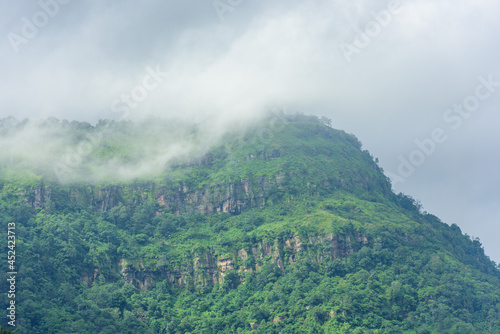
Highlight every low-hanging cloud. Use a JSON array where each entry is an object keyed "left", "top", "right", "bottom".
[
  {"left": 1, "top": 0, "right": 500, "bottom": 261},
  {"left": 0, "top": 116, "right": 272, "bottom": 184}
]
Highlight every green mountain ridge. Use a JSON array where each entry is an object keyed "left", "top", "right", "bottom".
[{"left": 1, "top": 115, "right": 499, "bottom": 333}]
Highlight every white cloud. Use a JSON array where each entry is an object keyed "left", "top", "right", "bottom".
[{"left": 1, "top": 0, "right": 499, "bottom": 262}]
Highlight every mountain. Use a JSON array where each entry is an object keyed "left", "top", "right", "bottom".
[{"left": 1, "top": 114, "right": 499, "bottom": 333}]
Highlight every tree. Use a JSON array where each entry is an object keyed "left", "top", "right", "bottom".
[
  {"left": 110, "top": 291, "right": 127, "bottom": 318},
  {"left": 320, "top": 116, "right": 332, "bottom": 127}
]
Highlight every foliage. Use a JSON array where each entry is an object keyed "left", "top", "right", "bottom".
[{"left": 0, "top": 117, "right": 499, "bottom": 333}]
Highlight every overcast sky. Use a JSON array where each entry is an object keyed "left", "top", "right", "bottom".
[{"left": 1, "top": 0, "right": 499, "bottom": 263}]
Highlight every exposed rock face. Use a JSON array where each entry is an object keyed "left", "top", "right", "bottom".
[
  {"left": 114, "top": 232, "right": 368, "bottom": 290},
  {"left": 152, "top": 176, "right": 273, "bottom": 215},
  {"left": 22, "top": 184, "right": 52, "bottom": 209},
  {"left": 24, "top": 176, "right": 274, "bottom": 215}
]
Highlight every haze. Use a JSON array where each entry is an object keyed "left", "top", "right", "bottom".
[{"left": 1, "top": 0, "right": 499, "bottom": 263}]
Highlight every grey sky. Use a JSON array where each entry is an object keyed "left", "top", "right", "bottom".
[{"left": 1, "top": 0, "right": 499, "bottom": 263}]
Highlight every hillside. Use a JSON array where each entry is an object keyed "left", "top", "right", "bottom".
[{"left": 1, "top": 115, "right": 500, "bottom": 333}]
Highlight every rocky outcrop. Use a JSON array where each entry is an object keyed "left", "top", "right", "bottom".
[
  {"left": 113, "top": 231, "right": 369, "bottom": 290},
  {"left": 152, "top": 175, "right": 274, "bottom": 215},
  {"left": 23, "top": 174, "right": 277, "bottom": 215},
  {"left": 22, "top": 184, "right": 52, "bottom": 209}
]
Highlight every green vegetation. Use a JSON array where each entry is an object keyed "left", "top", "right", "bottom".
[{"left": 1, "top": 115, "right": 499, "bottom": 333}]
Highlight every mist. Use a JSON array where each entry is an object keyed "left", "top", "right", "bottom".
[
  {"left": 1, "top": 0, "right": 500, "bottom": 262},
  {"left": 0, "top": 115, "right": 273, "bottom": 184}
]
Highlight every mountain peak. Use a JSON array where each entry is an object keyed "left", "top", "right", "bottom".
[{"left": 1, "top": 115, "right": 499, "bottom": 333}]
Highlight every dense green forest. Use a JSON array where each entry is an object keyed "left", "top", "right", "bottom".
[{"left": 1, "top": 115, "right": 499, "bottom": 333}]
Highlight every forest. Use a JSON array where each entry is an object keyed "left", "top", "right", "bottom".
[{"left": 1, "top": 115, "right": 499, "bottom": 333}]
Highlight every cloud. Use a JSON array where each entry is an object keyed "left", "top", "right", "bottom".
[{"left": 1, "top": 0, "right": 499, "bottom": 261}]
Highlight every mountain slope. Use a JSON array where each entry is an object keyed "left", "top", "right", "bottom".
[{"left": 1, "top": 115, "right": 499, "bottom": 333}]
